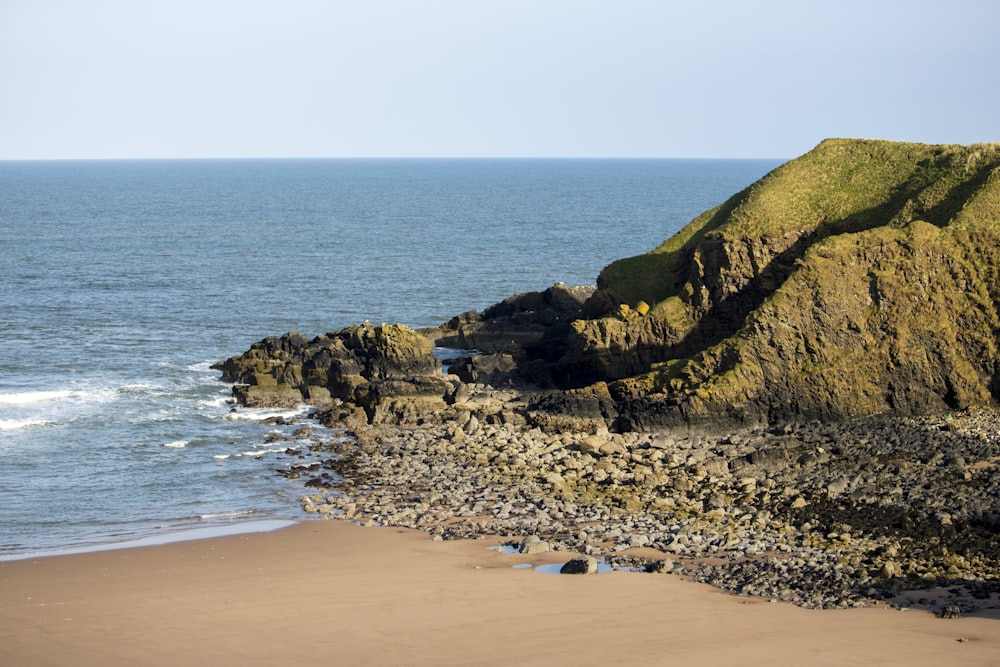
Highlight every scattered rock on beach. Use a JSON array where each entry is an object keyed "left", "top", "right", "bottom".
[
  {"left": 560, "top": 556, "right": 599, "bottom": 575},
  {"left": 939, "top": 604, "right": 962, "bottom": 619},
  {"left": 519, "top": 535, "right": 551, "bottom": 554},
  {"left": 266, "top": 407, "right": 1000, "bottom": 612}
]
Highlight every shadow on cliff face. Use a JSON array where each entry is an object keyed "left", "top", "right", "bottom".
[{"left": 545, "top": 197, "right": 928, "bottom": 392}]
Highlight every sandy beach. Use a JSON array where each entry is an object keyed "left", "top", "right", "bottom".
[{"left": 2, "top": 520, "right": 997, "bottom": 666}]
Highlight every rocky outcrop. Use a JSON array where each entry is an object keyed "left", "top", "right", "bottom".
[
  {"left": 221, "top": 139, "right": 1000, "bottom": 433},
  {"left": 585, "top": 139, "right": 1000, "bottom": 430},
  {"left": 213, "top": 323, "right": 453, "bottom": 424},
  {"left": 218, "top": 140, "right": 1000, "bottom": 612},
  {"left": 427, "top": 282, "right": 594, "bottom": 355},
  {"left": 467, "top": 139, "right": 1000, "bottom": 430}
]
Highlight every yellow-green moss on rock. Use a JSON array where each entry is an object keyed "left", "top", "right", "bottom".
[{"left": 569, "top": 139, "right": 1000, "bottom": 429}]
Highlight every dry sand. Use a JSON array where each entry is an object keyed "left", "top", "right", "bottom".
[{"left": 2, "top": 521, "right": 997, "bottom": 666}]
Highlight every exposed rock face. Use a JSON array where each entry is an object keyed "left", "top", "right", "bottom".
[
  {"left": 213, "top": 323, "right": 452, "bottom": 423},
  {"left": 429, "top": 282, "right": 595, "bottom": 355},
  {"left": 426, "top": 283, "right": 596, "bottom": 389},
  {"left": 221, "top": 139, "right": 1000, "bottom": 433},
  {"left": 217, "top": 140, "right": 1000, "bottom": 612},
  {"left": 453, "top": 139, "right": 1000, "bottom": 431}
]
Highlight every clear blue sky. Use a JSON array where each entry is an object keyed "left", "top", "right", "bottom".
[{"left": 1, "top": 0, "right": 997, "bottom": 160}]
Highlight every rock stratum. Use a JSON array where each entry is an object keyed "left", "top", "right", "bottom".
[{"left": 215, "top": 139, "right": 1000, "bottom": 612}]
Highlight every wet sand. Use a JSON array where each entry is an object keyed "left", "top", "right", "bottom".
[{"left": 2, "top": 520, "right": 997, "bottom": 666}]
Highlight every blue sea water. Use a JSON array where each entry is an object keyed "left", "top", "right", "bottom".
[{"left": 0, "top": 158, "right": 781, "bottom": 558}]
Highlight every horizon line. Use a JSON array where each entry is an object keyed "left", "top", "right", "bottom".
[{"left": 0, "top": 154, "right": 790, "bottom": 163}]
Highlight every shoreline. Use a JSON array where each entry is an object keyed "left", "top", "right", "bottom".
[
  {"left": 0, "top": 519, "right": 297, "bottom": 563},
  {"left": 10, "top": 405, "right": 996, "bottom": 615},
  {"left": 6, "top": 397, "right": 998, "bottom": 663},
  {"left": 3, "top": 520, "right": 998, "bottom": 666},
  {"left": 278, "top": 405, "right": 1000, "bottom": 614}
]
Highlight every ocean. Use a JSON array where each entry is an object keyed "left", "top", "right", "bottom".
[{"left": 0, "top": 157, "right": 781, "bottom": 559}]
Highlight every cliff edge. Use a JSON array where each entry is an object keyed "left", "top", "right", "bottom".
[{"left": 546, "top": 138, "right": 1000, "bottom": 429}]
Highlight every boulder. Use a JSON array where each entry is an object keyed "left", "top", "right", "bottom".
[
  {"left": 560, "top": 556, "right": 599, "bottom": 575},
  {"left": 939, "top": 604, "right": 962, "bottom": 619},
  {"left": 233, "top": 382, "right": 303, "bottom": 408},
  {"left": 518, "top": 535, "right": 551, "bottom": 555},
  {"left": 645, "top": 558, "right": 676, "bottom": 574},
  {"left": 526, "top": 383, "right": 617, "bottom": 434},
  {"left": 578, "top": 434, "right": 607, "bottom": 455},
  {"left": 450, "top": 352, "right": 521, "bottom": 385}
]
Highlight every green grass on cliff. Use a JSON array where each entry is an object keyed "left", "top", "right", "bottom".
[
  {"left": 596, "top": 138, "right": 1000, "bottom": 309},
  {"left": 582, "top": 138, "right": 1000, "bottom": 423}
]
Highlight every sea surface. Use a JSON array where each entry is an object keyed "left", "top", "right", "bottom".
[{"left": 0, "top": 157, "right": 781, "bottom": 559}]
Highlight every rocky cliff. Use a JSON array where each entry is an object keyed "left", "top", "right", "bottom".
[
  {"left": 546, "top": 139, "right": 1000, "bottom": 429},
  {"left": 220, "top": 139, "right": 1000, "bottom": 432}
]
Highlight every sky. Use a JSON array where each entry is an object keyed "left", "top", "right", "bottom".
[{"left": 1, "top": 0, "right": 998, "bottom": 160}]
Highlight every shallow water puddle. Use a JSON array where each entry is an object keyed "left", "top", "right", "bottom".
[
  {"left": 487, "top": 544, "right": 518, "bottom": 554},
  {"left": 489, "top": 545, "right": 619, "bottom": 574},
  {"left": 532, "top": 562, "right": 616, "bottom": 574}
]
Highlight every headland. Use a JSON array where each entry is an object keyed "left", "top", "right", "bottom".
[{"left": 215, "top": 139, "right": 1000, "bottom": 615}]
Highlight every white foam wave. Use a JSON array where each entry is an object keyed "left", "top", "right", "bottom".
[
  {"left": 27, "top": 387, "right": 121, "bottom": 406},
  {"left": 185, "top": 361, "right": 216, "bottom": 373},
  {"left": 240, "top": 447, "right": 287, "bottom": 457},
  {"left": 0, "top": 419, "right": 51, "bottom": 430},
  {"left": 223, "top": 406, "right": 306, "bottom": 422},
  {"left": 0, "top": 390, "right": 73, "bottom": 405},
  {"left": 117, "top": 384, "right": 169, "bottom": 399},
  {"left": 197, "top": 395, "right": 234, "bottom": 410},
  {"left": 198, "top": 510, "right": 256, "bottom": 519},
  {"left": 162, "top": 440, "right": 189, "bottom": 448},
  {"left": 212, "top": 447, "right": 288, "bottom": 461},
  {"left": 0, "top": 384, "right": 157, "bottom": 439}
]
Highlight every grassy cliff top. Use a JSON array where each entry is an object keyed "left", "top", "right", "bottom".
[
  {"left": 572, "top": 138, "right": 1000, "bottom": 426},
  {"left": 597, "top": 138, "right": 1000, "bottom": 307}
]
